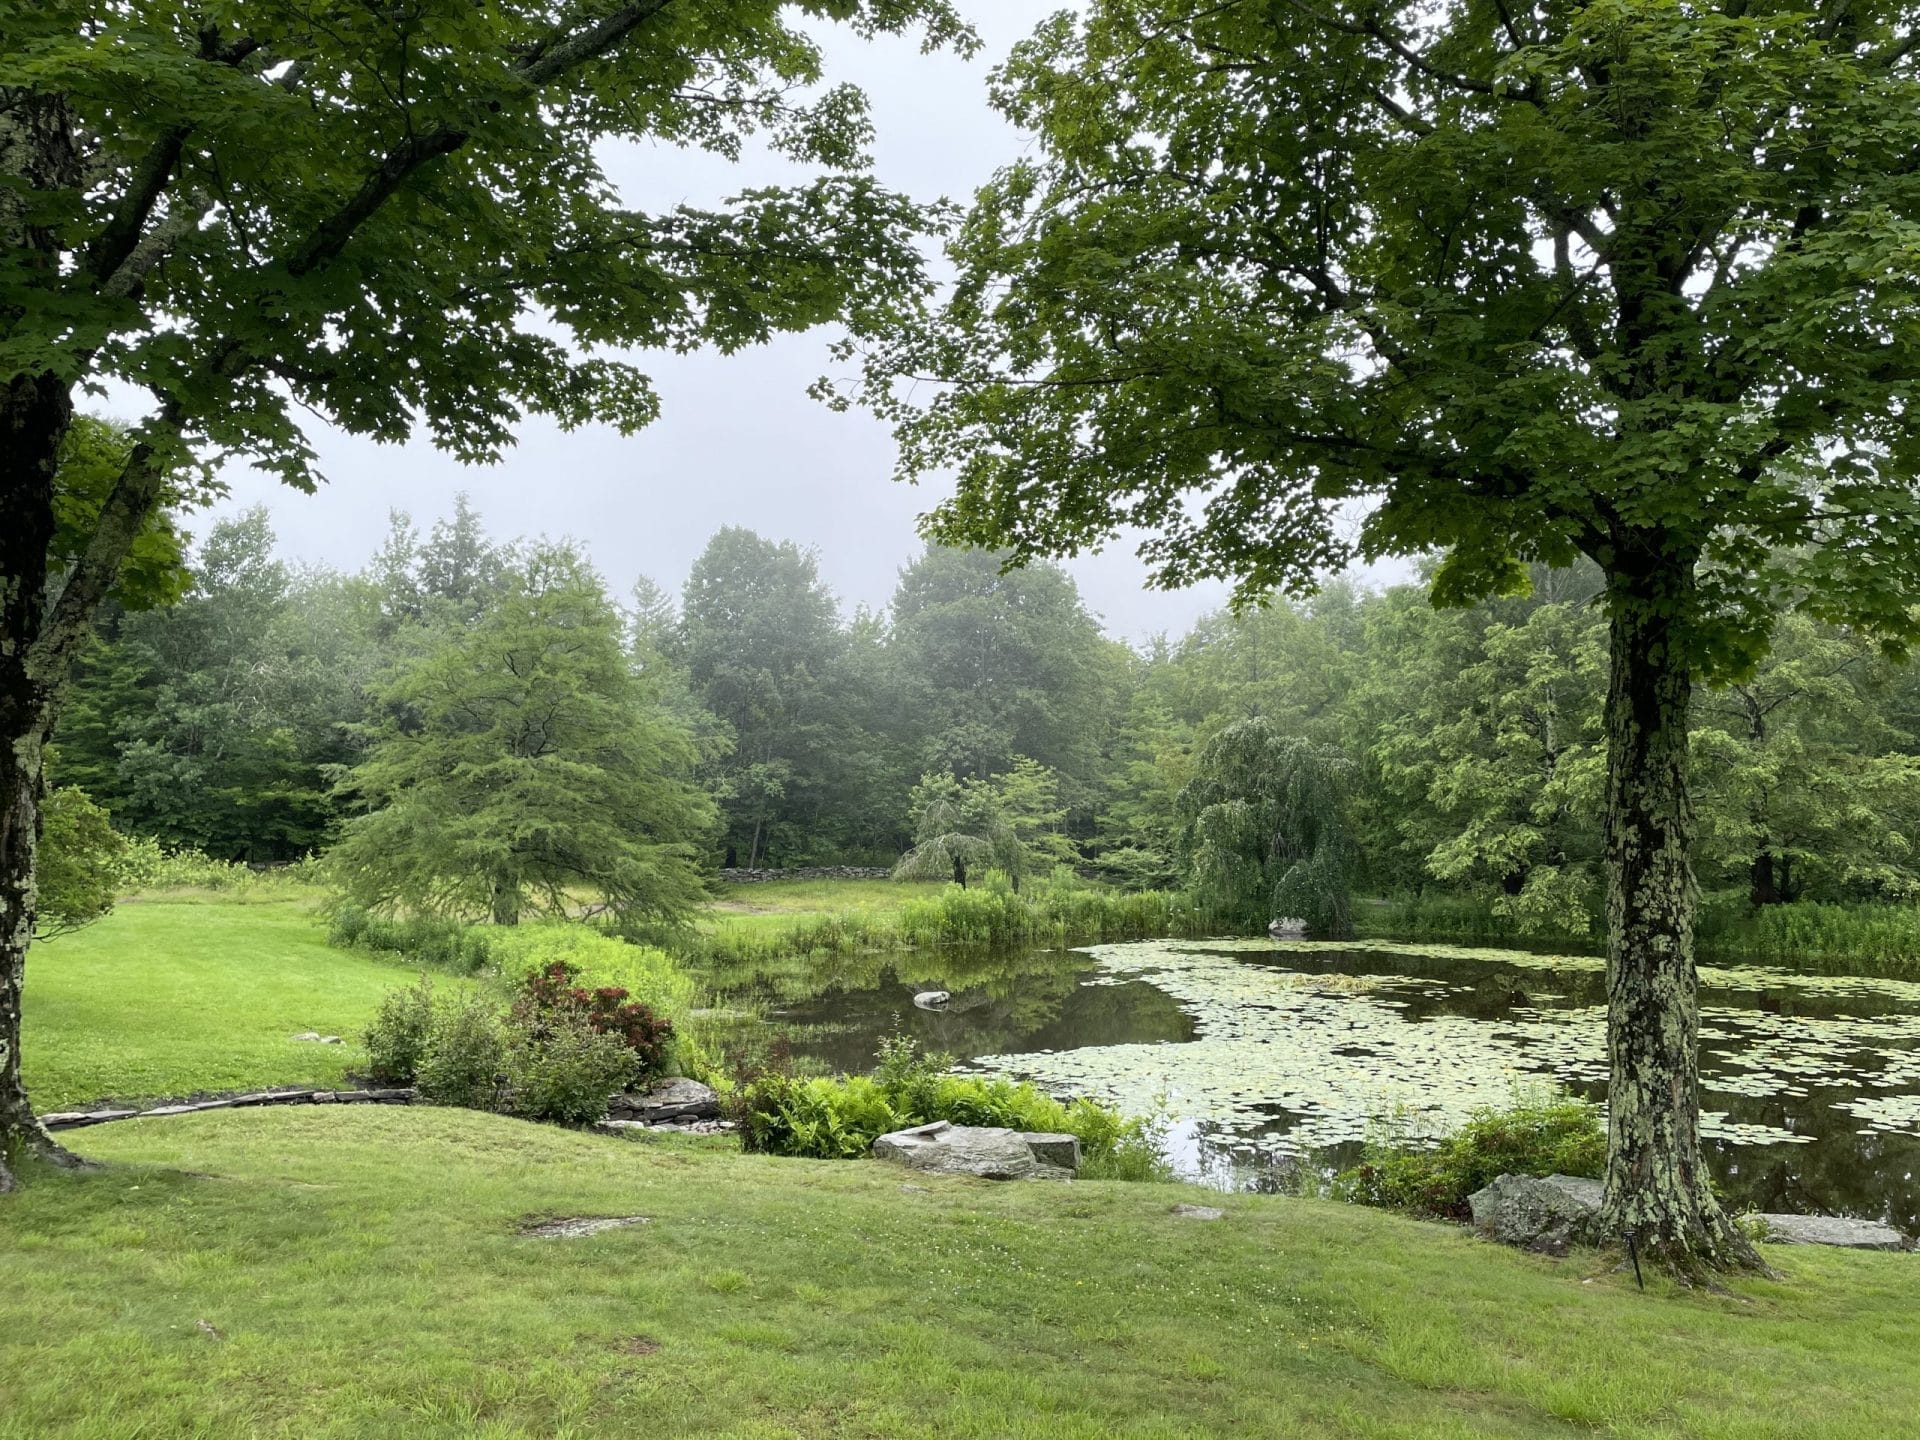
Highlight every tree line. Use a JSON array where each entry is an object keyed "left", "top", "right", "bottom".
[{"left": 54, "top": 500, "right": 1920, "bottom": 940}]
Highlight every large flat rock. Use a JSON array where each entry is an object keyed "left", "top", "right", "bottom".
[
  {"left": 872, "top": 1121, "right": 1075, "bottom": 1181},
  {"left": 1753, "top": 1214, "right": 1913, "bottom": 1251}
]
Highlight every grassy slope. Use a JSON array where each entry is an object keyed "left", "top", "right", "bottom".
[
  {"left": 3, "top": 1107, "right": 1916, "bottom": 1439},
  {"left": 22, "top": 898, "right": 453, "bottom": 1109}
]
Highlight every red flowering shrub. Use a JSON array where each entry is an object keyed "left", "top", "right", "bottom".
[{"left": 517, "top": 960, "right": 673, "bottom": 1080}]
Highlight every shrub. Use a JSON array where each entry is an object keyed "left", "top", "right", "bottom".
[
  {"left": 414, "top": 992, "right": 507, "bottom": 1110},
  {"left": 734, "top": 1035, "right": 1164, "bottom": 1176},
  {"left": 1332, "top": 1090, "right": 1605, "bottom": 1219},
  {"left": 363, "top": 975, "right": 437, "bottom": 1084},
  {"left": 34, "top": 786, "right": 129, "bottom": 937},
  {"left": 515, "top": 959, "right": 674, "bottom": 1081},
  {"left": 503, "top": 1003, "right": 637, "bottom": 1125},
  {"left": 117, "top": 840, "right": 329, "bottom": 897}
]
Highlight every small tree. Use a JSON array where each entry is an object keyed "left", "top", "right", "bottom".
[
  {"left": 1177, "top": 720, "right": 1354, "bottom": 937},
  {"left": 330, "top": 545, "right": 714, "bottom": 928},
  {"left": 894, "top": 757, "right": 1076, "bottom": 891}
]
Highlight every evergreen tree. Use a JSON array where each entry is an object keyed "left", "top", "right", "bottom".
[{"left": 330, "top": 544, "right": 713, "bottom": 927}]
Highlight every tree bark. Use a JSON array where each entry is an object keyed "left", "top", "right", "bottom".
[
  {"left": 1598, "top": 566, "right": 1761, "bottom": 1275},
  {"left": 0, "top": 373, "right": 85, "bottom": 1191}
]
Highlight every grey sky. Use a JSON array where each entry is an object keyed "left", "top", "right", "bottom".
[{"left": 191, "top": 2, "right": 1406, "bottom": 644}]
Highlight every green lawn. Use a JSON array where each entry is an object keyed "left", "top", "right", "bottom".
[
  {"left": 22, "top": 899, "right": 452, "bottom": 1109},
  {"left": 704, "top": 877, "right": 943, "bottom": 925},
  {"left": 3, "top": 1106, "right": 1916, "bottom": 1438},
  {"left": 11, "top": 892, "right": 1920, "bottom": 1437}
]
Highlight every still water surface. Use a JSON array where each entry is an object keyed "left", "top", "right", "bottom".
[{"left": 739, "top": 937, "right": 1920, "bottom": 1227}]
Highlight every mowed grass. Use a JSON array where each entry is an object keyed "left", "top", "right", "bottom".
[
  {"left": 703, "top": 877, "right": 943, "bottom": 926},
  {"left": 3, "top": 1106, "right": 1918, "bottom": 1440},
  {"left": 22, "top": 899, "right": 457, "bottom": 1109}
]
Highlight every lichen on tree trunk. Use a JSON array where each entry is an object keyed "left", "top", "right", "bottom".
[
  {"left": 1599, "top": 567, "right": 1762, "bottom": 1276},
  {"left": 0, "top": 372, "right": 85, "bottom": 1191}
]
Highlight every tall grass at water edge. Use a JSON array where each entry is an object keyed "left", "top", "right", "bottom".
[
  {"left": 681, "top": 879, "right": 1211, "bottom": 967},
  {"left": 1695, "top": 898, "right": 1920, "bottom": 978},
  {"left": 1358, "top": 889, "right": 1920, "bottom": 978}
]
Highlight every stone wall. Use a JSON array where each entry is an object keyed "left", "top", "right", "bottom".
[{"left": 718, "top": 866, "right": 893, "bottom": 884}]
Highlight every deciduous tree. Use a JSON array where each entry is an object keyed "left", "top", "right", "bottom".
[
  {"left": 0, "top": 0, "right": 967, "bottom": 1188},
  {"left": 859, "top": 0, "right": 1920, "bottom": 1271}
]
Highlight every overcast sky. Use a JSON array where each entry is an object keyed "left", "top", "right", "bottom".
[{"left": 179, "top": 1, "right": 1405, "bottom": 644}]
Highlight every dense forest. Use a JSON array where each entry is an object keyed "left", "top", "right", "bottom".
[{"left": 53, "top": 497, "right": 1920, "bottom": 941}]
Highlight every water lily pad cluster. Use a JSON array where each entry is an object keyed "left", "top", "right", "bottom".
[{"left": 962, "top": 940, "right": 1920, "bottom": 1167}]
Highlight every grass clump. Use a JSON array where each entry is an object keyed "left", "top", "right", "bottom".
[
  {"left": 689, "top": 873, "right": 1211, "bottom": 968},
  {"left": 1332, "top": 1090, "right": 1605, "bottom": 1220},
  {"left": 326, "top": 902, "right": 498, "bottom": 973},
  {"left": 118, "top": 839, "right": 330, "bottom": 900},
  {"left": 733, "top": 1035, "right": 1168, "bottom": 1179}
]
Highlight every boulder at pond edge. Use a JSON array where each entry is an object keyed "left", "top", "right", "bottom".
[{"left": 871, "top": 1121, "right": 1076, "bottom": 1181}]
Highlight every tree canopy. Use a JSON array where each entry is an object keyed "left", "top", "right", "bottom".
[
  {"left": 855, "top": 0, "right": 1920, "bottom": 1272},
  {"left": 329, "top": 543, "right": 714, "bottom": 928}
]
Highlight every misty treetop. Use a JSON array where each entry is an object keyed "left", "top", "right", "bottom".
[{"left": 57, "top": 502, "right": 1920, "bottom": 935}]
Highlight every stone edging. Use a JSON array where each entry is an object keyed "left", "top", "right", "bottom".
[{"left": 42, "top": 1088, "right": 415, "bottom": 1130}]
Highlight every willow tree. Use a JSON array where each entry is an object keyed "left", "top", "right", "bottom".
[
  {"left": 859, "top": 1, "right": 1920, "bottom": 1272},
  {"left": 1177, "top": 719, "right": 1354, "bottom": 937},
  {"left": 0, "top": 0, "right": 968, "bottom": 1191}
]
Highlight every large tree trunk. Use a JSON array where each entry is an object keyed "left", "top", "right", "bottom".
[
  {"left": 0, "top": 373, "right": 83, "bottom": 1191},
  {"left": 1598, "top": 567, "right": 1760, "bottom": 1275}
]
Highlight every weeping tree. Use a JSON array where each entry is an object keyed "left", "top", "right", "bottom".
[
  {"left": 1177, "top": 720, "right": 1354, "bottom": 937},
  {"left": 893, "top": 757, "right": 1076, "bottom": 890},
  {"left": 0, "top": 0, "right": 969, "bottom": 1191},
  {"left": 857, "top": 0, "right": 1920, "bottom": 1276}
]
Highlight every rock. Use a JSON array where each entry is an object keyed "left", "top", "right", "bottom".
[
  {"left": 1171, "top": 1204, "right": 1226, "bottom": 1221},
  {"left": 141, "top": 1100, "right": 238, "bottom": 1118},
  {"left": 610, "top": 1077, "right": 720, "bottom": 1123},
  {"left": 872, "top": 1121, "right": 1075, "bottom": 1181},
  {"left": 1751, "top": 1213, "right": 1912, "bottom": 1251},
  {"left": 720, "top": 866, "right": 893, "bottom": 884},
  {"left": 1467, "top": 1173, "right": 1605, "bottom": 1256},
  {"left": 333, "top": 1088, "right": 412, "bottom": 1104},
  {"left": 1267, "top": 917, "right": 1309, "bottom": 938},
  {"left": 912, "top": 990, "right": 951, "bottom": 1010},
  {"left": 1021, "top": 1132, "right": 1082, "bottom": 1170},
  {"left": 291, "top": 1032, "right": 322, "bottom": 1041},
  {"left": 40, "top": 1108, "right": 139, "bottom": 1130},
  {"left": 520, "top": 1215, "right": 650, "bottom": 1239},
  {"left": 594, "top": 1120, "right": 653, "bottom": 1137}
]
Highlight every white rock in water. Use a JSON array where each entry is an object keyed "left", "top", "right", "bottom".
[{"left": 912, "top": 990, "right": 951, "bottom": 1010}]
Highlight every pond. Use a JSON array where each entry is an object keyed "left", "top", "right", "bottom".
[{"left": 730, "top": 937, "right": 1920, "bottom": 1228}]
